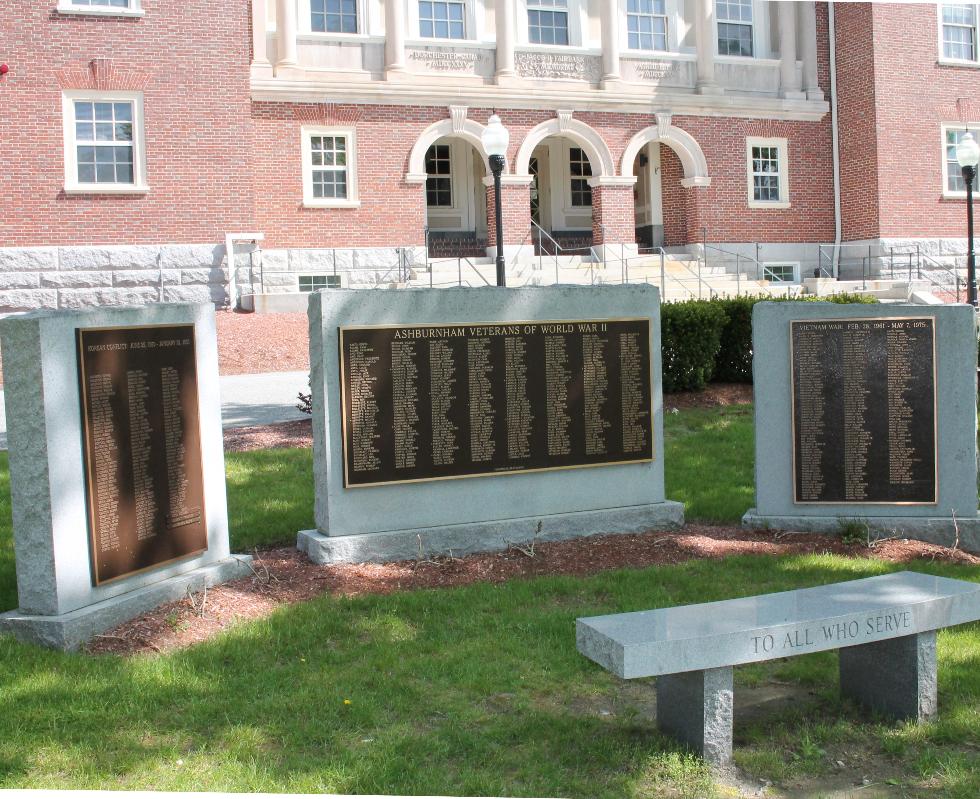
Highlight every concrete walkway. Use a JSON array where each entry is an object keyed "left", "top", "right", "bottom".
[{"left": 0, "top": 370, "right": 311, "bottom": 450}]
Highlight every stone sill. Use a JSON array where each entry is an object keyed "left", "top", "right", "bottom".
[
  {"left": 64, "top": 184, "right": 149, "bottom": 195},
  {"left": 56, "top": 5, "right": 145, "bottom": 18},
  {"left": 297, "top": 32, "right": 385, "bottom": 44},
  {"left": 937, "top": 58, "right": 980, "bottom": 70},
  {"left": 302, "top": 200, "right": 361, "bottom": 209},
  {"left": 748, "top": 200, "right": 791, "bottom": 210}
]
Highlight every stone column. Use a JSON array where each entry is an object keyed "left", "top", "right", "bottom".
[
  {"left": 275, "top": 0, "right": 299, "bottom": 73},
  {"left": 385, "top": 0, "right": 408, "bottom": 78},
  {"left": 600, "top": 0, "right": 621, "bottom": 88},
  {"left": 252, "top": 0, "right": 273, "bottom": 76},
  {"left": 484, "top": 176, "right": 533, "bottom": 258},
  {"left": 799, "top": 1, "right": 824, "bottom": 100},
  {"left": 590, "top": 178, "right": 639, "bottom": 261},
  {"left": 778, "top": 1, "right": 804, "bottom": 98},
  {"left": 495, "top": 0, "right": 517, "bottom": 83},
  {"left": 694, "top": 0, "right": 722, "bottom": 95}
]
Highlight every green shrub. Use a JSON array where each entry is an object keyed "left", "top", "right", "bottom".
[
  {"left": 660, "top": 300, "right": 728, "bottom": 392},
  {"left": 707, "top": 293, "right": 878, "bottom": 385},
  {"left": 710, "top": 296, "right": 757, "bottom": 384}
]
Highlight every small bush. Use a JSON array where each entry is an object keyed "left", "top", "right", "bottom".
[
  {"left": 660, "top": 300, "right": 728, "bottom": 392},
  {"left": 710, "top": 296, "right": 757, "bottom": 384}
]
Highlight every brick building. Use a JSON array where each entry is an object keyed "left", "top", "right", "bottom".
[{"left": 0, "top": 1, "right": 977, "bottom": 309}]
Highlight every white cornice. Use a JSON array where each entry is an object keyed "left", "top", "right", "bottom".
[{"left": 251, "top": 79, "right": 830, "bottom": 122}]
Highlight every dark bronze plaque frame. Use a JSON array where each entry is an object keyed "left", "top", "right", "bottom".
[
  {"left": 77, "top": 324, "right": 209, "bottom": 585},
  {"left": 338, "top": 318, "right": 655, "bottom": 488},
  {"left": 789, "top": 316, "right": 938, "bottom": 506}
]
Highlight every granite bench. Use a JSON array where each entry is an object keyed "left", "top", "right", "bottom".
[{"left": 576, "top": 571, "right": 980, "bottom": 766}]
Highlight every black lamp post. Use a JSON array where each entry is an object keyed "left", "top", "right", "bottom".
[
  {"left": 481, "top": 114, "right": 510, "bottom": 287},
  {"left": 956, "top": 130, "right": 980, "bottom": 307}
]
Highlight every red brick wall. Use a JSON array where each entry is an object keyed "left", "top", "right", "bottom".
[
  {"left": 485, "top": 182, "right": 532, "bottom": 247},
  {"left": 870, "top": 2, "right": 980, "bottom": 239},
  {"left": 252, "top": 105, "right": 835, "bottom": 249},
  {"left": 0, "top": 1, "right": 253, "bottom": 246},
  {"left": 660, "top": 146, "right": 687, "bottom": 247},
  {"left": 834, "top": 2, "right": 880, "bottom": 241},
  {"left": 592, "top": 186, "right": 634, "bottom": 244}
]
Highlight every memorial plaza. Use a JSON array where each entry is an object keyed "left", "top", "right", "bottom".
[
  {"left": 1, "top": 3, "right": 980, "bottom": 799},
  {"left": 2, "top": 1, "right": 980, "bottom": 307}
]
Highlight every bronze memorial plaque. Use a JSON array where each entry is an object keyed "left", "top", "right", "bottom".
[
  {"left": 339, "top": 319, "right": 654, "bottom": 487},
  {"left": 790, "top": 317, "right": 937, "bottom": 505},
  {"left": 78, "top": 325, "right": 208, "bottom": 585}
]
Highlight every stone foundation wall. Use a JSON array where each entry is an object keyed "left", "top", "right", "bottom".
[
  {"left": 0, "top": 244, "right": 237, "bottom": 313},
  {"left": 246, "top": 247, "right": 428, "bottom": 295}
]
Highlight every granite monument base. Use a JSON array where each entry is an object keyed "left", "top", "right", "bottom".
[
  {"left": 741, "top": 509, "right": 980, "bottom": 554},
  {"left": 297, "top": 502, "right": 685, "bottom": 565},
  {"left": 0, "top": 555, "right": 252, "bottom": 651}
]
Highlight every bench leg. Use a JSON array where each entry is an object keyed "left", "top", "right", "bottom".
[
  {"left": 656, "top": 666, "right": 734, "bottom": 766},
  {"left": 839, "top": 630, "right": 937, "bottom": 722}
]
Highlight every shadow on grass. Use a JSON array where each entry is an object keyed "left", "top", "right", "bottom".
[{"left": 0, "top": 554, "right": 976, "bottom": 798}]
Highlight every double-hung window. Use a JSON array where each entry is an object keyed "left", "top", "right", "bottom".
[
  {"left": 941, "top": 3, "right": 979, "bottom": 61},
  {"left": 425, "top": 144, "right": 453, "bottom": 207},
  {"left": 311, "top": 0, "right": 358, "bottom": 33},
  {"left": 528, "top": 0, "right": 569, "bottom": 46},
  {"left": 746, "top": 137, "right": 789, "bottom": 208},
  {"left": 569, "top": 147, "right": 592, "bottom": 207},
  {"left": 627, "top": 0, "right": 668, "bottom": 51},
  {"left": 63, "top": 93, "right": 147, "bottom": 192},
  {"left": 943, "top": 125, "right": 980, "bottom": 194},
  {"left": 302, "top": 127, "right": 359, "bottom": 207},
  {"left": 716, "top": 0, "right": 753, "bottom": 57},
  {"left": 419, "top": 1, "right": 465, "bottom": 39}
]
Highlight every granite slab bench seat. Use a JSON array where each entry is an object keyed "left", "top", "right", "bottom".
[{"left": 576, "top": 571, "right": 980, "bottom": 766}]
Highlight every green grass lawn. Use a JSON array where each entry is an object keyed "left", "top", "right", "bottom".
[{"left": 0, "top": 404, "right": 978, "bottom": 797}]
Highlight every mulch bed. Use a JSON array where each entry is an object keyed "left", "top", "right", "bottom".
[
  {"left": 215, "top": 309, "right": 309, "bottom": 376},
  {"left": 85, "top": 526, "right": 978, "bottom": 657}
]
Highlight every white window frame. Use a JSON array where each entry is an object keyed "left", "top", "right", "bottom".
[
  {"left": 62, "top": 90, "right": 148, "bottom": 194},
  {"left": 517, "top": 0, "right": 584, "bottom": 48},
  {"left": 56, "top": 0, "right": 144, "bottom": 17},
  {"left": 746, "top": 136, "right": 789, "bottom": 209},
  {"left": 301, "top": 126, "right": 360, "bottom": 208},
  {"left": 941, "top": 123, "right": 980, "bottom": 198},
  {"left": 714, "top": 0, "right": 757, "bottom": 59},
  {"left": 299, "top": 0, "right": 369, "bottom": 37},
  {"left": 623, "top": 0, "right": 670, "bottom": 54},
  {"left": 762, "top": 262, "right": 800, "bottom": 283},
  {"left": 938, "top": 2, "right": 980, "bottom": 65},
  {"left": 411, "top": 0, "right": 474, "bottom": 41}
]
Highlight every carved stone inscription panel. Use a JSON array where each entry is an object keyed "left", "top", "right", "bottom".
[
  {"left": 791, "top": 318, "right": 937, "bottom": 504},
  {"left": 78, "top": 325, "right": 207, "bottom": 585},
  {"left": 339, "top": 319, "right": 654, "bottom": 487}
]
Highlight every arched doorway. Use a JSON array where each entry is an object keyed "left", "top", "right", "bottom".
[
  {"left": 528, "top": 135, "right": 596, "bottom": 253},
  {"left": 423, "top": 136, "right": 488, "bottom": 258}
]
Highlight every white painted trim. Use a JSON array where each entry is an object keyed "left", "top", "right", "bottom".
[
  {"left": 745, "top": 135, "right": 789, "bottom": 208},
  {"left": 762, "top": 261, "right": 801, "bottom": 283},
  {"left": 298, "top": 0, "right": 367, "bottom": 34},
  {"left": 513, "top": 114, "right": 615, "bottom": 178},
  {"left": 620, "top": 0, "right": 673, "bottom": 55},
  {"left": 251, "top": 79, "right": 830, "bottom": 121},
  {"left": 301, "top": 125, "right": 360, "bottom": 207},
  {"left": 62, "top": 90, "right": 149, "bottom": 194},
  {"left": 408, "top": 0, "right": 485, "bottom": 42},
  {"left": 940, "top": 122, "right": 980, "bottom": 198},
  {"left": 620, "top": 122, "right": 709, "bottom": 181},
  {"left": 56, "top": 0, "right": 144, "bottom": 17},
  {"left": 936, "top": 2, "right": 980, "bottom": 65},
  {"left": 517, "top": 0, "right": 585, "bottom": 47},
  {"left": 406, "top": 115, "right": 491, "bottom": 180}
]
